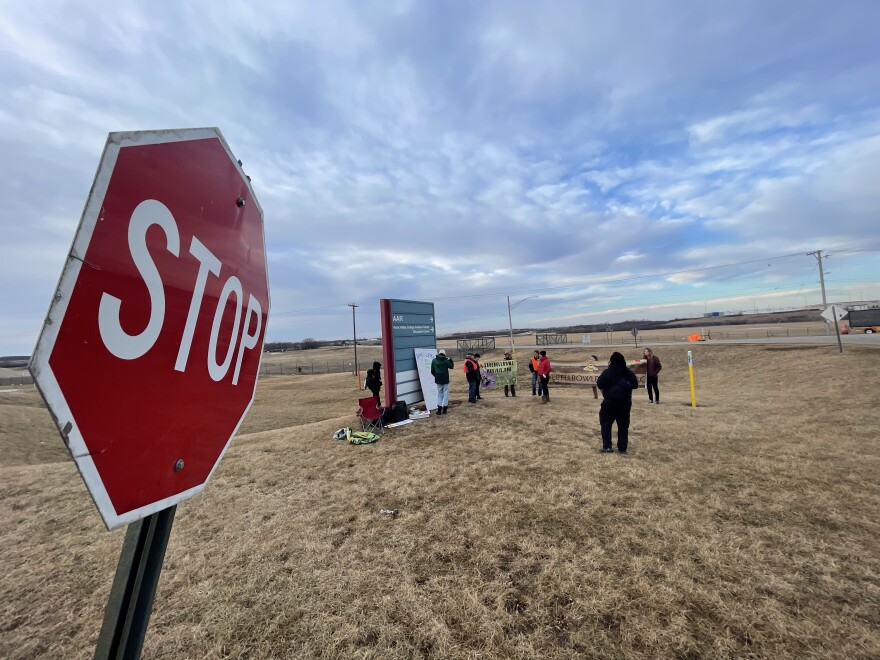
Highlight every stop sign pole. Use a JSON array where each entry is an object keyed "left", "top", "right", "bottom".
[
  {"left": 93, "top": 506, "right": 177, "bottom": 659},
  {"left": 29, "top": 128, "right": 270, "bottom": 659}
]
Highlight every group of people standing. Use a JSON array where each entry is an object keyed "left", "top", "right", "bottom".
[{"left": 428, "top": 345, "right": 663, "bottom": 456}]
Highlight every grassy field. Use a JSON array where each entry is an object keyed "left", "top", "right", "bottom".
[{"left": 1, "top": 344, "right": 879, "bottom": 658}]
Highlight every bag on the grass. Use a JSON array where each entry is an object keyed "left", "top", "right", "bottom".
[
  {"left": 381, "top": 407, "right": 396, "bottom": 425},
  {"left": 345, "top": 428, "right": 379, "bottom": 445},
  {"left": 332, "top": 427, "right": 379, "bottom": 444},
  {"left": 391, "top": 400, "right": 407, "bottom": 423}
]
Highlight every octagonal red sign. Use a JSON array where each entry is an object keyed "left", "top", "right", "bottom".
[{"left": 29, "top": 128, "right": 270, "bottom": 529}]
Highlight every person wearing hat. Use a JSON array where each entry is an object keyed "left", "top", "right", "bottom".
[
  {"left": 463, "top": 352, "right": 480, "bottom": 403},
  {"left": 502, "top": 350, "right": 517, "bottom": 397},
  {"left": 430, "top": 349, "right": 454, "bottom": 414}
]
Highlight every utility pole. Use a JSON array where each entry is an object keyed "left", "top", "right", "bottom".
[
  {"left": 348, "top": 303, "right": 360, "bottom": 385},
  {"left": 507, "top": 296, "right": 514, "bottom": 352},
  {"left": 507, "top": 295, "right": 538, "bottom": 354},
  {"left": 808, "top": 250, "right": 829, "bottom": 334}
]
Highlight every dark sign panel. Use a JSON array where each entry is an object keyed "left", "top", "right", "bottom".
[{"left": 848, "top": 309, "right": 880, "bottom": 327}]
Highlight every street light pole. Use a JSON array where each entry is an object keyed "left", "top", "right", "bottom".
[
  {"left": 808, "top": 250, "right": 829, "bottom": 335},
  {"left": 507, "top": 295, "right": 538, "bottom": 354},
  {"left": 348, "top": 303, "right": 360, "bottom": 386}
]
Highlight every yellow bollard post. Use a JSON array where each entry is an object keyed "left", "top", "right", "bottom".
[{"left": 687, "top": 350, "right": 697, "bottom": 408}]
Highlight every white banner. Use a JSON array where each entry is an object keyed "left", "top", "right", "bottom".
[{"left": 413, "top": 348, "right": 439, "bottom": 410}]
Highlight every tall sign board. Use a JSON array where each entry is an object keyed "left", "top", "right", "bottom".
[{"left": 379, "top": 299, "right": 436, "bottom": 407}]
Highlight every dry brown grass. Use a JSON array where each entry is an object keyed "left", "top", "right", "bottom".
[{"left": 2, "top": 345, "right": 879, "bottom": 659}]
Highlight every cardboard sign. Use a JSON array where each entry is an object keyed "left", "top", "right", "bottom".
[
  {"left": 551, "top": 361, "right": 646, "bottom": 388},
  {"left": 481, "top": 359, "right": 517, "bottom": 386}
]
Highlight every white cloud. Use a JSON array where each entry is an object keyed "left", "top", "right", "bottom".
[{"left": 1, "top": 0, "right": 879, "bottom": 351}]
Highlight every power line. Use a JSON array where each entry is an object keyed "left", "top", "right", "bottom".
[
  {"left": 269, "top": 250, "right": 809, "bottom": 316},
  {"left": 431, "top": 252, "right": 808, "bottom": 302}
]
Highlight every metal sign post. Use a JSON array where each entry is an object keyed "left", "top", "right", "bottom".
[
  {"left": 94, "top": 506, "right": 177, "bottom": 660},
  {"left": 631, "top": 327, "right": 639, "bottom": 348},
  {"left": 821, "top": 304, "right": 845, "bottom": 354},
  {"left": 833, "top": 313, "right": 843, "bottom": 354}
]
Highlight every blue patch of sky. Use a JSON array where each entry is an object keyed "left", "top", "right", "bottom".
[{"left": 253, "top": 48, "right": 331, "bottom": 124}]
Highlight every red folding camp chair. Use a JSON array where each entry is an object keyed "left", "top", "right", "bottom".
[{"left": 357, "top": 396, "right": 384, "bottom": 434}]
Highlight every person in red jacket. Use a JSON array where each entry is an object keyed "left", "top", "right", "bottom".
[
  {"left": 529, "top": 350, "right": 542, "bottom": 397},
  {"left": 463, "top": 353, "right": 480, "bottom": 403},
  {"left": 643, "top": 348, "right": 662, "bottom": 404},
  {"left": 537, "top": 350, "right": 552, "bottom": 403}
]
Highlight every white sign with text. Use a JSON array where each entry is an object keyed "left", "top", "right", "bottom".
[{"left": 413, "top": 348, "right": 439, "bottom": 411}]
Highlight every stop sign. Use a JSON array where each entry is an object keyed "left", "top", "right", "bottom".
[{"left": 29, "top": 128, "right": 270, "bottom": 530}]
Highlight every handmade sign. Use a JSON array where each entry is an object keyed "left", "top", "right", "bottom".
[
  {"left": 413, "top": 347, "right": 439, "bottom": 411},
  {"left": 551, "top": 360, "right": 646, "bottom": 388},
  {"left": 481, "top": 359, "right": 517, "bottom": 386}
]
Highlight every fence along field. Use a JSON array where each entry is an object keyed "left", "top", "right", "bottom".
[
  {"left": 1, "top": 343, "right": 879, "bottom": 658},
  {"left": 255, "top": 320, "right": 832, "bottom": 376}
]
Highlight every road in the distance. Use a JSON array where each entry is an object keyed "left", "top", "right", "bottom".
[{"left": 529, "top": 335, "right": 880, "bottom": 350}]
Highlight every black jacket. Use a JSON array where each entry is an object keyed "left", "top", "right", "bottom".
[
  {"left": 596, "top": 365, "right": 639, "bottom": 402},
  {"left": 365, "top": 372, "right": 382, "bottom": 396}
]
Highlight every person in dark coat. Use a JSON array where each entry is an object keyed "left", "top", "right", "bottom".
[
  {"left": 473, "top": 353, "right": 483, "bottom": 399},
  {"left": 364, "top": 368, "right": 382, "bottom": 406},
  {"left": 643, "top": 348, "right": 662, "bottom": 404},
  {"left": 529, "top": 350, "right": 541, "bottom": 396},
  {"left": 596, "top": 351, "right": 639, "bottom": 454}
]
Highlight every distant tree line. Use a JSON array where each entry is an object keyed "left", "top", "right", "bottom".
[
  {"left": 264, "top": 337, "right": 376, "bottom": 352},
  {"left": 266, "top": 309, "right": 823, "bottom": 348}
]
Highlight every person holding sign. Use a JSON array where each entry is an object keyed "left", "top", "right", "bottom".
[
  {"left": 502, "top": 350, "right": 517, "bottom": 397},
  {"left": 588, "top": 354, "right": 600, "bottom": 400},
  {"left": 596, "top": 352, "right": 639, "bottom": 454},
  {"left": 643, "top": 348, "right": 661, "bottom": 404},
  {"left": 430, "top": 350, "right": 454, "bottom": 415}
]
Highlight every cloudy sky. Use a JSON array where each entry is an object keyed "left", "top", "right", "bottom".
[{"left": 1, "top": 1, "right": 879, "bottom": 352}]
